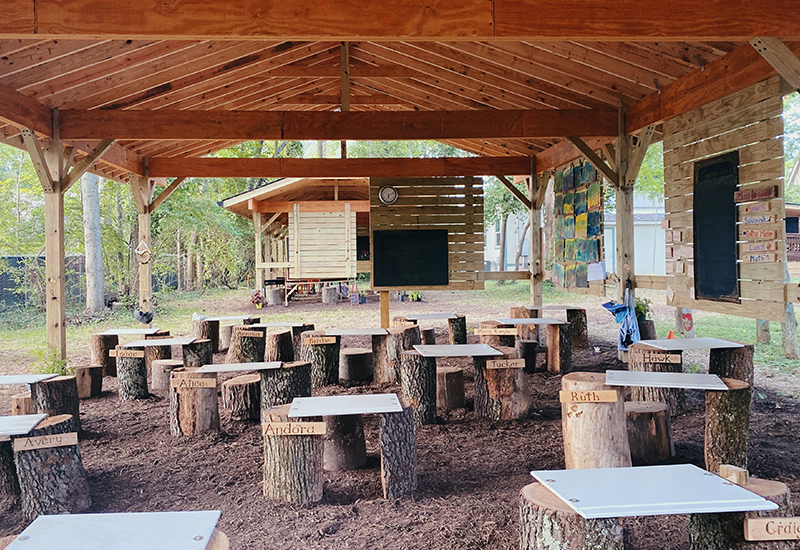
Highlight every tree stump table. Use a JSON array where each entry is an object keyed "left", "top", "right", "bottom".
[
  {"left": 74, "top": 366, "right": 103, "bottom": 399},
  {"left": 192, "top": 319, "right": 220, "bottom": 353},
  {"left": 706, "top": 378, "right": 751, "bottom": 473},
  {"left": 625, "top": 400, "right": 674, "bottom": 465},
  {"left": 482, "top": 345, "right": 532, "bottom": 420},
  {"left": 300, "top": 331, "right": 341, "bottom": 387},
  {"left": 400, "top": 350, "right": 437, "bottom": 426},
  {"left": 182, "top": 338, "right": 213, "bottom": 368},
  {"left": 372, "top": 325, "right": 420, "bottom": 384},
  {"left": 264, "top": 329, "right": 294, "bottom": 362},
  {"left": 151, "top": 358, "right": 184, "bottom": 392},
  {"left": 219, "top": 325, "right": 235, "bottom": 353},
  {"left": 30, "top": 375, "right": 81, "bottom": 433},
  {"left": 510, "top": 305, "right": 538, "bottom": 341},
  {"left": 89, "top": 332, "right": 119, "bottom": 376},
  {"left": 339, "top": 347, "right": 374, "bottom": 385},
  {"left": 222, "top": 374, "right": 261, "bottom": 421},
  {"left": 144, "top": 330, "right": 172, "bottom": 373},
  {"left": 478, "top": 320, "right": 516, "bottom": 347},
  {"left": 420, "top": 328, "right": 436, "bottom": 345},
  {"left": 11, "top": 392, "right": 33, "bottom": 416},
  {"left": 225, "top": 326, "right": 266, "bottom": 364},
  {"left": 169, "top": 367, "right": 220, "bottom": 437},
  {"left": 448, "top": 314, "right": 467, "bottom": 345},
  {"left": 115, "top": 345, "right": 149, "bottom": 400},
  {"left": 516, "top": 339, "right": 540, "bottom": 373},
  {"left": 260, "top": 361, "right": 312, "bottom": 421},
  {"left": 628, "top": 344, "right": 685, "bottom": 416},
  {"left": 436, "top": 367, "right": 465, "bottom": 410},
  {"left": 495, "top": 317, "right": 572, "bottom": 372},
  {"left": 524, "top": 305, "right": 589, "bottom": 350},
  {"left": 0, "top": 435, "right": 18, "bottom": 511}
]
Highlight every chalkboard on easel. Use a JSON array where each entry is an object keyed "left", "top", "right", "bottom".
[
  {"left": 372, "top": 229, "right": 449, "bottom": 287},
  {"left": 693, "top": 151, "right": 740, "bottom": 302}
]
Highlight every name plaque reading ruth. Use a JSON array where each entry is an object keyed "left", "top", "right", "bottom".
[{"left": 559, "top": 390, "right": 618, "bottom": 403}]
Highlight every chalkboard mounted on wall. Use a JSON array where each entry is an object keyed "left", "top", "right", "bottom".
[
  {"left": 372, "top": 229, "right": 449, "bottom": 288},
  {"left": 693, "top": 151, "right": 740, "bottom": 303}
]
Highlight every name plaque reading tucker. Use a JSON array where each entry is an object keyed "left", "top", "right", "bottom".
[
  {"left": 237, "top": 330, "right": 263, "bottom": 338},
  {"left": 262, "top": 422, "right": 327, "bottom": 436},
  {"left": 559, "top": 390, "right": 618, "bottom": 403},
  {"left": 487, "top": 359, "right": 525, "bottom": 369},
  {"left": 305, "top": 336, "right": 336, "bottom": 345},
  {"left": 14, "top": 432, "right": 79, "bottom": 452},
  {"left": 474, "top": 328, "right": 518, "bottom": 336},
  {"left": 111, "top": 349, "right": 145, "bottom": 358},
  {"left": 744, "top": 517, "right": 800, "bottom": 541},
  {"left": 171, "top": 378, "right": 217, "bottom": 389},
  {"left": 632, "top": 350, "right": 682, "bottom": 364}
]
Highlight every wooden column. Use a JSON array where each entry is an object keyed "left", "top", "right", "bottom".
[
  {"left": 380, "top": 291, "right": 390, "bottom": 328},
  {"left": 44, "top": 191, "right": 66, "bottom": 358},
  {"left": 130, "top": 175, "right": 156, "bottom": 324},
  {"left": 615, "top": 106, "right": 634, "bottom": 304},
  {"left": 253, "top": 211, "right": 264, "bottom": 291},
  {"left": 529, "top": 158, "right": 544, "bottom": 309}
]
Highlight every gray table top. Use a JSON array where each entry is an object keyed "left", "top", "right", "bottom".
[
  {"left": 413, "top": 344, "right": 504, "bottom": 358},
  {"left": 325, "top": 328, "right": 388, "bottom": 336},
  {"left": 124, "top": 336, "right": 196, "bottom": 348},
  {"left": 605, "top": 370, "right": 729, "bottom": 391},
  {"left": 525, "top": 305, "right": 585, "bottom": 311},
  {"left": 404, "top": 313, "right": 458, "bottom": 320},
  {"left": 0, "top": 374, "right": 58, "bottom": 385},
  {"left": 204, "top": 315, "right": 254, "bottom": 322},
  {"left": 288, "top": 394, "right": 403, "bottom": 417},
  {"left": 249, "top": 322, "right": 305, "bottom": 328},
  {"left": 195, "top": 362, "right": 281, "bottom": 374},
  {"left": 494, "top": 317, "right": 566, "bottom": 325},
  {"left": 0, "top": 414, "right": 46, "bottom": 437},
  {"left": 635, "top": 337, "right": 743, "bottom": 351},
  {"left": 100, "top": 328, "right": 161, "bottom": 336}
]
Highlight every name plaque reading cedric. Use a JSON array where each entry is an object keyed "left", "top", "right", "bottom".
[
  {"left": 305, "top": 336, "right": 336, "bottom": 345},
  {"left": 171, "top": 378, "right": 217, "bottom": 389},
  {"left": 487, "top": 359, "right": 525, "bottom": 369},
  {"left": 632, "top": 350, "right": 682, "bottom": 364},
  {"left": 559, "top": 390, "right": 618, "bottom": 403},
  {"left": 14, "top": 432, "right": 79, "bottom": 452},
  {"left": 111, "top": 349, "right": 145, "bottom": 358},
  {"left": 474, "top": 328, "right": 517, "bottom": 336},
  {"left": 744, "top": 517, "right": 800, "bottom": 541},
  {"left": 237, "top": 330, "right": 263, "bottom": 338},
  {"left": 262, "top": 422, "right": 327, "bottom": 436}
]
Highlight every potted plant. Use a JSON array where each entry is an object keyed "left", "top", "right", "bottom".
[
  {"left": 409, "top": 291, "right": 423, "bottom": 303},
  {"left": 634, "top": 296, "right": 652, "bottom": 323},
  {"left": 251, "top": 290, "right": 265, "bottom": 309}
]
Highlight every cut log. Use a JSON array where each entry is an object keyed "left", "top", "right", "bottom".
[
  {"left": 567, "top": 308, "right": 589, "bottom": 349},
  {"left": 321, "top": 285, "right": 338, "bottom": 304},
  {"left": 372, "top": 325, "right": 421, "bottom": 384},
  {"left": 301, "top": 331, "right": 341, "bottom": 388},
  {"left": 709, "top": 344, "right": 754, "bottom": 385},
  {"left": 379, "top": 398, "right": 417, "bottom": 499},
  {"left": 705, "top": 378, "right": 751, "bottom": 473},
  {"left": 546, "top": 323, "right": 572, "bottom": 373},
  {"left": 30, "top": 375, "right": 81, "bottom": 433},
  {"left": 242, "top": 317, "right": 260, "bottom": 325},
  {"left": 392, "top": 315, "right": 415, "bottom": 326},
  {"left": 0, "top": 438, "right": 19, "bottom": 509},
  {"left": 192, "top": 320, "right": 220, "bottom": 353},
  {"left": 151, "top": 359, "right": 184, "bottom": 392},
  {"left": 221, "top": 374, "right": 260, "bottom": 421},
  {"left": 265, "top": 288, "right": 283, "bottom": 306},
  {"left": 225, "top": 326, "right": 265, "bottom": 364},
  {"left": 510, "top": 306, "right": 537, "bottom": 341},
  {"left": 625, "top": 401, "right": 674, "bottom": 465},
  {"left": 13, "top": 414, "right": 91, "bottom": 520},
  {"left": 290, "top": 324, "right": 315, "bottom": 359},
  {"left": 219, "top": 325, "right": 235, "bottom": 353},
  {"left": 208, "top": 529, "right": 230, "bottom": 550},
  {"left": 436, "top": 367, "right": 465, "bottom": 410},
  {"left": 420, "top": 328, "right": 436, "bottom": 345},
  {"left": 183, "top": 338, "right": 213, "bottom": 369},
  {"left": 339, "top": 347, "right": 374, "bottom": 385},
  {"left": 628, "top": 345, "right": 685, "bottom": 416},
  {"left": 638, "top": 319, "right": 657, "bottom": 340},
  {"left": 0, "top": 535, "right": 18, "bottom": 550},
  {"left": 74, "top": 366, "right": 103, "bottom": 399},
  {"left": 169, "top": 367, "right": 220, "bottom": 437},
  {"left": 690, "top": 477, "right": 794, "bottom": 550},
  {"left": 516, "top": 339, "right": 540, "bottom": 373},
  {"left": 116, "top": 345, "right": 149, "bottom": 401},
  {"left": 561, "top": 372, "right": 631, "bottom": 469},
  {"left": 520, "top": 482, "right": 624, "bottom": 550},
  {"left": 324, "top": 414, "right": 367, "bottom": 471},
  {"left": 484, "top": 346, "right": 532, "bottom": 420},
  {"left": 144, "top": 330, "right": 172, "bottom": 373},
  {"left": 447, "top": 314, "right": 467, "bottom": 345},
  {"left": 11, "top": 392, "right": 32, "bottom": 415},
  {"left": 90, "top": 333, "right": 118, "bottom": 377},
  {"left": 260, "top": 361, "right": 312, "bottom": 421},
  {"left": 479, "top": 320, "right": 515, "bottom": 347},
  {"left": 399, "top": 350, "right": 437, "bottom": 426},
  {"left": 265, "top": 329, "right": 294, "bottom": 362}
]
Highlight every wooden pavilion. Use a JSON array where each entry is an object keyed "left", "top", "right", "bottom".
[{"left": 1, "top": 2, "right": 800, "bottom": 356}]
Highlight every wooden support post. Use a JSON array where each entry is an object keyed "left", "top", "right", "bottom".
[
  {"left": 546, "top": 323, "right": 572, "bottom": 373},
  {"left": 629, "top": 346, "right": 685, "bottom": 416},
  {"left": 260, "top": 361, "right": 312, "bottom": 421},
  {"left": 301, "top": 331, "right": 340, "bottom": 387},
  {"left": 137, "top": 210, "right": 152, "bottom": 321},
  {"left": 221, "top": 374, "right": 260, "bottom": 421},
  {"left": 324, "top": 414, "right": 366, "bottom": 471},
  {"left": 43, "top": 191, "right": 66, "bottom": 359},
  {"left": 30, "top": 375, "right": 81, "bottom": 434},
  {"left": 169, "top": 367, "right": 220, "bottom": 436},
  {"left": 399, "top": 350, "right": 437, "bottom": 426},
  {"left": 447, "top": 314, "right": 467, "bottom": 345},
  {"left": 380, "top": 290, "right": 390, "bottom": 328},
  {"left": 676, "top": 307, "right": 696, "bottom": 337},
  {"left": 116, "top": 345, "right": 149, "bottom": 400},
  {"left": 756, "top": 319, "right": 771, "bottom": 344},
  {"left": 615, "top": 106, "right": 633, "bottom": 305},
  {"left": 253, "top": 211, "right": 265, "bottom": 291},
  {"left": 193, "top": 319, "right": 220, "bottom": 353},
  {"left": 90, "top": 333, "right": 118, "bottom": 376},
  {"left": 379, "top": 398, "right": 417, "bottom": 499},
  {"left": 265, "top": 329, "right": 294, "bottom": 362},
  {"left": 529, "top": 157, "right": 544, "bottom": 309}
]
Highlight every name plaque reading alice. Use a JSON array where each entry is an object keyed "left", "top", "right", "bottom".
[
  {"left": 111, "top": 349, "right": 145, "bottom": 358},
  {"left": 237, "top": 330, "right": 263, "bottom": 338},
  {"left": 171, "top": 378, "right": 217, "bottom": 389},
  {"left": 744, "top": 517, "right": 800, "bottom": 541},
  {"left": 262, "top": 422, "right": 327, "bottom": 436},
  {"left": 487, "top": 359, "right": 525, "bottom": 369},
  {"left": 559, "top": 390, "right": 618, "bottom": 403},
  {"left": 305, "top": 336, "right": 336, "bottom": 345},
  {"left": 14, "top": 432, "right": 79, "bottom": 452},
  {"left": 632, "top": 350, "right": 682, "bottom": 364},
  {"left": 474, "top": 328, "right": 518, "bottom": 336}
]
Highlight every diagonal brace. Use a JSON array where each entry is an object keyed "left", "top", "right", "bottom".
[
  {"left": 567, "top": 137, "right": 618, "bottom": 186},
  {"left": 497, "top": 175, "right": 532, "bottom": 209}
]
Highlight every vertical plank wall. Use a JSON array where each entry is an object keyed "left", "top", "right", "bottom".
[
  {"left": 288, "top": 206, "right": 357, "bottom": 279},
  {"left": 663, "top": 76, "right": 788, "bottom": 323}
]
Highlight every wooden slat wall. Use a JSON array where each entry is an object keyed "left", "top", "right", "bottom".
[
  {"left": 288, "top": 206, "right": 357, "bottom": 279},
  {"left": 370, "top": 177, "right": 485, "bottom": 290},
  {"left": 662, "top": 76, "right": 788, "bottom": 323}
]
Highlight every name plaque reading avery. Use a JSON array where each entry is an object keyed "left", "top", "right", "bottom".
[
  {"left": 305, "top": 336, "right": 336, "bottom": 345},
  {"left": 744, "top": 517, "right": 800, "bottom": 541},
  {"left": 14, "top": 432, "right": 79, "bottom": 452},
  {"left": 632, "top": 350, "right": 682, "bottom": 364},
  {"left": 237, "top": 330, "right": 263, "bottom": 338},
  {"left": 111, "top": 349, "right": 145, "bottom": 358},
  {"left": 487, "top": 359, "right": 526, "bottom": 369},
  {"left": 171, "top": 378, "right": 217, "bottom": 389},
  {"left": 559, "top": 390, "right": 618, "bottom": 403},
  {"left": 262, "top": 422, "right": 327, "bottom": 436},
  {"left": 474, "top": 328, "right": 518, "bottom": 336}
]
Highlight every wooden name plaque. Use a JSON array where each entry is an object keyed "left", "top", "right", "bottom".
[
  {"left": 170, "top": 378, "right": 217, "bottom": 389},
  {"left": 145, "top": 334, "right": 172, "bottom": 340},
  {"left": 632, "top": 350, "right": 682, "bottom": 364},
  {"left": 237, "top": 330, "right": 263, "bottom": 338},
  {"left": 305, "top": 336, "right": 336, "bottom": 345},
  {"left": 559, "top": 390, "right": 618, "bottom": 403},
  {"left": 391, "top": 321, "right": 416, "bottom": 327},
  {"left": 741, "top": 201, "right": 772, "bottom": 214},
  {"left": 486, "top": 359, "right": 525, "bottom": 369},
  {"left": 742, "top": 253, "right": 776, "bottom": 263},
  {"left": 741, "top": 214, "right": 775, "bottom": 225},
  {"left": 734, "top": 185, "right": 779, "bottom": 202},
  {"left": 262, "top": 422, "right": 327, "bottom": 436},
  {"left": 744, "top": 517, "right": 800, "bottom": 541},
  {"left": 474, "top": 328, "right": 517, "bottom": 336},
  {"left": 110, "top": 349, "right": 145, "bottom": 358},
  {"left": 14, "top": 432, "right": 79, "bottom": 452},
  {"left": 740, "top": 229, "right": 777, "bottom": 240},
  {"left": 741, "top": 241, "right": 777, "bottom": 252}
]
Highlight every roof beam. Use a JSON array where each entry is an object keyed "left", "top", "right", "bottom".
[
  {"left": 148, "top": 156, "right": 533, "bottom": 178},
  {"left": 59, "top": 109, "right": 618, "bottom": 141},
  {"left": 0, "top": 82, "right": 52, "bottom": 137},
  {"left": 274, "top": 93, "right": 410, "bottom": 105},
  {"left": 750, "top": 36, "right": 800, "bottom": 90},
  {"left": 61, "top": 138, "right": 116, "bottom": 193},
  {"left": 149, "top": 177, "right": 186, "bottom": 212}
]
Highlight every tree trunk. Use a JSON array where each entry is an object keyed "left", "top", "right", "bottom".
[
  {"left": 625, "top": 401, "right": 674, "bottom": 465},
  {"left": 484, "top": 348, "right": 532, "bottom": 420},
  {"left": 196, "top": 236, "right": 204, "bottom": 291},
  {"left": 145, "top": 330, "right": 172, "bottom": 374},
  {"left": 705, "top": 378, "right": 750, "bottom": 473},
  {"left": 0, "top": 438, "right": 19, "bottom": 509},
  {"left": 219, "top": 325, "right": 235, "bottom": 353},
  {"left": 221, "top": 374, "right": 260, "bottom": 421},
  {"left": 561, "top": 372, "right": 631, "bottom": 469},
  {"left": 498, "top": 213, "right": 508, "bottom": 272},
  {"left": 169, "top": 367, "right": 220, "bottom": 437},
  {"left": 516, "top": 339, "right": 539, "bottom": 373},
  {"left": 74, "top": 366, "right": 103, "bottom": 399},
  {"left": 14, "top": 414, "right": 91, "bottom": 520},
  {"left": 546, "top": 323, "right": 573, "bottom": 373},
  {"left": 31, "top": 375, "right": 81, "bottom": 434},
  {"left": 709, "top": 344, "right": 754, "bottom": 385},
  {"left": 567, "top": 308, "right": 589, "bottom": 349},
  {"left": 638, "top": 319, "right": 657, "bottom": 340},
  {"left": 447, "top": 314, "right": 467, "bottom": 345},
  {"left": 90, "top": 333, "right": 118, "bottom": 377},
  {"left": 193, "top": 320, "right": 220, "bottom": 353},
  {"left": 479, "top": 320, "right": 516, "bottom": 347},
  {"left": 510, "top": 306, "right": 537, "bottom": 341},
  {"left": 116, "top": 345, "right": 149, "bottom": 400},
  {"left": 436, "top": 367, "right": 465, "bottom": 410},
  {"left": 520, "top": 483, "right": 624, "bottom": 550},
  {"left": 399, "top": 350, "right": 437, "bottom": 426},
  {"left": 339, "top": 348, "right": 373, "bottom": 385},
  {"left": 379, "top": 399, "right": 417, "bottom": 499},
  {"left": 324, "top": 414, "right": 367, "bottom": 471},
  {"left": 514, "top": 218, "right": 531, "bottom": 271},
  {"left": 186, "top": 231, "right": 196, "bottom": 290},
  {"left": 629, "top": 347, "right": 685, "bottom": 416},
  {"left": 260, "top": 361, "right": 312, "bottom": 421},
  {"left": 151, "top": 359, "right": 183, "bottom": 392},
  {"left": 225, "top": 326, "right": 266, "bottom": 364},
  {"left": 81, "top": 172, "right": 105, "bottom": 314},
  {"left": 756, "top": 319, "right": 771, "bottom": 344},
  {"left": 183, "top": 339, "right": 213, "bottom": 369},
  {"left": 176, "top": 228, "right": 182, "bottom": 291},
  {"left": 373, "top": 326, "right": 421, "bottom": 384},
  {"left": 11, "top": 392, "right": 33, "bottom": 416},
  {"left": 301, "top": 331, "right": 340, "bottom": 388},
  {"left": 290, "top": 324, "right": 315, "bottom": 359},
  {"left": 420, "top": 328, "right": 436, "bottom": 345},
  {"left": 265, "top": 329, "right": 294, "bottom": 362}
]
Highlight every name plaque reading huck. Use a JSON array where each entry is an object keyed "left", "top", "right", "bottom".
[{"left": 632, "top": 350, "right": 682, "bottom": 364}]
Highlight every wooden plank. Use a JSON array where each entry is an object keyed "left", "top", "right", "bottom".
[
  {"left": 567, "top": 137, "right": 618, "bottom": 185},
  {"left": 666, "top": 291, "right": 788, "bottom": 323},
  {"left": 0, "top": 82, "right": 51, "bottom": 137},
  {"left": 253, "top": 200, "right": 370, "bottom": 213},
  {"left": 750, "top": 37, "right": 800, "bottom": 91},
  {"left": 666, "top": 157, "right": 783, "bottom": 185},
  {"left": 13, "top": 432, "right": 79, "bottom": 452},
  {"left": 558, "top": 390, "right": 618, "bottom": 403},
  {"left": 664, "top": 118, "right": 782, "bottom": 167},
  {"left": 740, "top": 261, "right": 786, "bottom": 281},
  {"left": 477, "top": 270, "right": 531, "bottom": 281}
]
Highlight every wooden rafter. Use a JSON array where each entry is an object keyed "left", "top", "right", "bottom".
[
  {"left": 750, "top": 36, "right": 800, "bottom": 90},
  {"left": 497, "top": 175, "right": 532, "bottom": 209}
]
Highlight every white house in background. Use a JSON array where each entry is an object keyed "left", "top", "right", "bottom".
[{"left": 484, "top": 213, "right": 530, "bottom": 271}]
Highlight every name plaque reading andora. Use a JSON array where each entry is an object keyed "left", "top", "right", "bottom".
[
  {"left": 170, "top": 378, "right": 217, "bottom": 389},
  {"left": 14, "top": 432, "right": 79, "bottom": 452},
  {"left": 262, "top": 422, "right": 327, "bottom": 436},
  {"left": 486, "top": 359, "right": 525, "bottom": 369},
  {"left": 559, "top": 390, "right": 618, "bottom": 403}
]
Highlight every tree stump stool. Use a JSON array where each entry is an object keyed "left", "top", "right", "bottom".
[
  {"left": 399, "top": 350, "right": 437, "bottom": 426},
  {"left": 31, "top": 375, "right": 81, "bottom": 433},
  {"left": 324, "top": 414, "right": 367, "bottom": 471},
  {"left": 379, "top": 398, "right": 417, "bottom": 499},
  {"left": 546, "top": 322, "right": 572, "bottom": 373},
  {"left": 151, "top": 358, "right": 184, "bottom": 392},
  {"left": 13, "top": 414, "right": 91, "bottom": 520},
  {"left": 510, "top": 306, "right": 538, "bottom": 341},
  {"left": 192, "top": 320, "right": 220, "bottom": 353},
  {"left": 169, "top": 367, "right": 220, "bottom": 437},
  {"left": 225, "top": 326, "right": 266, "bottom": 364},
  {"left": 629, "top": 345, "right": 685, "bottom": 416},
  {"left": 0, "top": 436, "right": 19, "bottom": 510},
  {"left": 516, "top": 339, "right": 540, "bottom": 373},
  {"left": 219, "top": 325, "right": 235, "bottom": 353},
  {"left": 221, "top": 374, "right": 260, "bottom": 421},
  {"left": 11, "top": 392, "right": 33, "bottom": 415},
  {"left": 301, "top": 331, "right": 340, "bottom": 388},
  {"left": 339, "top": 347, "right": 374, "bottom": 385},
  {"left": 690, "top": 477, "right": 794, "bottom": 550},
  {"left": 566, "top": 308, "right": 589, "bottom": 349},
  {"left": 265, "top": 329, "right": 294, "bottom": 362},
  {"left": 144, "top": 330, "right": 172, "bottom": 373},
  {"left": 372, "top": 325, "right": 421, "bottom": 384},
  {"left": 290, "top": 324, "right": 315, "bottom": 360},
  {"left": 638, "top": 319, "right": 657, "bottom": 340},
  {"left": 260, "top": 361, "right": 312, "bottom": 421},
  {"left": 706, "top": 378, "right": 751, "bottom": 473},
  {"left": 561, "top": 372, "right": 631, "bottom": 469},
  {"left": 74, "top": 366, "right": 103, "bottom": 399},
  {"left": 709, "top": 344, "right": 754, "bottom": 385},
  {"left": 447, "top": 314, "right": 467, "bottom": 345},
  {"left": 473, "top": 346, "right": 530, "bottom": 420},
  {"left": 625, "top": 401, "right": 674, "bottom": 465},
  {"left": 420, "top": 328, "right": 436, "bottom": 345},
  {"left": 262, "top": 403, "right": 324, "bottom": 504},
  {"left": 479, "top": 320, "right": 516, "bottom": 347},
  {"left": 520, "top": 482, "right": 624, "bottom": 550},
  {"left": 183, "top": 338, "right": 213, "bottom": 368},
  {"left": 265, "top": 288, "right": 284, "bottom": 306},
  {"left": 436, "top": 367, "right": 465, "bottom": 410},
  {"left": 321, "top": 285, "right": 338, "bottom": 304},
  {"left": 116, "top": 345, "right": 148, "bottom": 400},
  {"left": 90, "top": 333, "right": 118, "bottom": 377}
]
